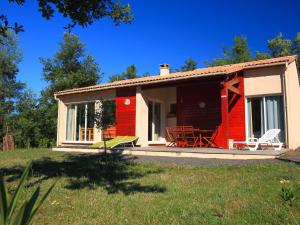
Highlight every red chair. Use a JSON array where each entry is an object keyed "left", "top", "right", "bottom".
[
  {"left": 182, "top": 126, "right": 199, "bottom": 148},
  {"left": 202, "top": 128, "right": 219, "bottom": 148}
]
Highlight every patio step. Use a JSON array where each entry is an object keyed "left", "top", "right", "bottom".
[{"left": 52, "top": 146, "right": 288, "bottom": 160}]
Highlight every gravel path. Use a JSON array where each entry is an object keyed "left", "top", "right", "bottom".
[{"left": 132, "top": 155, "right": 283, "bottom": 167}]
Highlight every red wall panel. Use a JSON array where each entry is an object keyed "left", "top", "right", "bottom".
[
  {"left": 177, "top": 82, "right": 222, "bottom": 130},
  {"left": 177, "top": 75, "right": 246, "bottom": 149},
  {"left": 116, "top": 88, "right": 136, "bottom": 136},
  {"left": 228, "top": 76, "right": 246, "bottom": 142}
]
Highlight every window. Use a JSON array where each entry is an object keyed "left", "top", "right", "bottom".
[
  {"left": 66, "top": 102, "right": 95, "bottom": 141},
  {"left": 168, "top": 103, "right": 176, "bottom": 115},
  {"left": 102, "top": 100, "right": 116, "bottom": 126},
  {"left": 246, "top": 96, "right": 285, "bottom": 142}
]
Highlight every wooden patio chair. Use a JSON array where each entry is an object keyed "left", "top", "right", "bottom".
[
  {"left": 165, "top": 127, "right": 177, "bottom": 147},
  {"left": 171, "top": 126, "right": 184, "bottom": 147},
  {"left": 202, "top": 128, "right": 219, "bottom": 148},
  {"left": 182, "top": 126, "right": 199, "bottom": 147}
]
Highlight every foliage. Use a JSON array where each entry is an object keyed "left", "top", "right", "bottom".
[
  {"left": 177, "top": 58, "right": 198, "bottom": 72},
  {"left": 280, "top": 163, "right": 300, "bottom": 207},
  {"left": 254, "top": 51, "right": 270, "bottom": 60},
  {"left": 205, "top": 32, "right": 300, "bottom": 73},
  {"left": 0, "top": 30, "right": 24, "bottom": 147},
  {"left": 281, "top": 186, "right": 296, "bottom": 206},
  {"left": 94, "top": 99, "right": 116, "bottom": 153},
  {"left": 38, "top": 33, "right": 101, "bottom": 147},
  {"left": 142, "top": 72, "right": 151, "bottom": 77},
  {"left": 268, "top": 33, "right": 293, "bottom": 58},
  {"left": 8, "top": 89, "right": 40, "bottom": 148},
  {"left": 108, "top": 64, "right": 138, "bottom": 82},
  {"left": 294, "top": 33, "right": 300, "bottom": 56},
  {"left": 294, "top": 32, "right": 300, "bottom": 73},
  {"left": 0, "top": 15, "right": 24, "bottom": 38},
  {"left": 231, "top": 35, "right": 251, "bottom": 63},
  {"left": 0, "top": 162, "right": 55, "bottom": 225},
  {"left": 206, "top": 35, "right": 251, "bottom": 66},
  {"left": 1, "top": 0, "right": 133, "bottom": 36}
]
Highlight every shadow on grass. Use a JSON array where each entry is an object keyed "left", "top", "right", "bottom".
[{"left": 1, "top": 153, "right": 166, "bottom": 195}]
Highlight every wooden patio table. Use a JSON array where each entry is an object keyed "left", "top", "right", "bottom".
[{"left": 193, "top": 129, "right": 214, "bottom": 147}]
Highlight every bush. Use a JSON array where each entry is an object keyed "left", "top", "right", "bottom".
[
  {"left": 0, "top": 162, "right": 55, "bottom": 225},
  {"left": 280, "top": 186, "right": 296, "bottom": 206}
]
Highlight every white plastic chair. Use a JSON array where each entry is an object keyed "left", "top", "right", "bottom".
[{"left": 233, "top": 129, "right": 283, "bottom": 151}]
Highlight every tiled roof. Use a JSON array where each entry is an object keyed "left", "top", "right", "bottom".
[{"left": 55, "top": 55, "right": 297, "bottom": 96}]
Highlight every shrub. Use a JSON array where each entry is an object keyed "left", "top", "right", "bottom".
[
  {"left": 0, "top": 162, "right": 55, "bottom": 225},
  {"left": 280, "top": 186, "right": 296, "bottom": 206}
]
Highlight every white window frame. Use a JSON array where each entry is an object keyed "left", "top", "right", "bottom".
[
  {"left": 147, "top": 98, "right": 164, "bottom": 144},
  {"left": 245, "top": 94, "right": 286, "bottom": 142},
  {"left": 64, "top": 101, "right": 95, "bottom": 143}
]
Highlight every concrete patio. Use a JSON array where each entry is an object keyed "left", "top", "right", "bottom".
[{"left": 52, "top": 146, "right": 288, "bottom": 160}]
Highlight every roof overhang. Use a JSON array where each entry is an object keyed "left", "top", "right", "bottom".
[
  {"left": 54, "top": 55, "right": 297, "bottom": 98},
  {"left": 55, "top": 71, "right": 227, "bottom": 98}
]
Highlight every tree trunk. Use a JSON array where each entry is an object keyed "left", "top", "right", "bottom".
[{"left": 102, "top": 130, "right": 107, "bottom": 155}]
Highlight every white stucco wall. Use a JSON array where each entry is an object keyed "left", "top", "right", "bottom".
[
  {"left": 135, "top": 87, "right": 148, "bottom": 147},
  {"left": 284, "top": 61, "right": 300, "bottom": 150},
  {"left": 244, "top": 65, "right": 284, "bottom": 96},
  {"left": 135, "top": 86, "right": 176, "bottom": 147}
]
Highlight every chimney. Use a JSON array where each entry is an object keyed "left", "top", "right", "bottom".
[{"left": 160, "top": 64, "right": 170, "bottom": 76}]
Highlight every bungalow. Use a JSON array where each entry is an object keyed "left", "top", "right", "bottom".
[{"left": 54, "top": 55, "right": 300, "bottom": 150}]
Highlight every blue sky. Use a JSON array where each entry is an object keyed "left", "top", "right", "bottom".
[{"left": 1, "top": 0, "right": 300, "bottom": 95}]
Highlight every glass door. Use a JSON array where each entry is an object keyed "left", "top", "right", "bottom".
[
  {"left": 66, "top": 102, "right": 95, "bottom": 142},
  {"left": 247, "top": 97, "right": 264, "bottom": 139},
  {"left": 148, "top": 101, "right": 162, "bottom": 142},
  {"left": 246, "top": 96, "right": 285, "bottom": 142}
]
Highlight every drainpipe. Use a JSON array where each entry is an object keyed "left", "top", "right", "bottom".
[{"left": 282, "top": 62, "right": 289, "bottom": 149}]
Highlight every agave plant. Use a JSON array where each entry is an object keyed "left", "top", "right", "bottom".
[{"left": 0, "top": 162, "right": 55, "bottom": 225}]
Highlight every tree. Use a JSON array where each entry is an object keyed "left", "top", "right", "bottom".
[
  {"left": 0, "top": 30, "right": 24, "bottom": 147},
  {"left": 109, "top": 74, "right": 124, "bottom": 82},
  {"left": 268, "top": 33, "right": 292, "bottom": 58},
  {"left": 293, "top": 32, "right": 300, "bottom": 73},
  {"left": 94, "top": 99, "right": 116, "bottom": 154},
  {"left": 206, "top": 35, "right": 251, "bottom": 66},
  {"left": 231, "top": 35, "right": 251, "bottom": 63},
  {"left": 294, "top": 33, "right": 300, "bottom": 55},
  {"left": 38, "top": 33, "right": 102, "bottom": 147},
  {"left": 142, "top": 72, "right": 151, "bottom": 77},
  {"left": 254, "top": 51, "right": 270, "bottom": 60},
  {"left": 9, "top": 88, "right": 40, "bottom": 148},
  {"left": 178, "top": 58, "right": 198, "bottom": 72},
  {"left": 1, "top": 0, "right": 133, "bottom": 36},
  {"left": 108, "top": 64, "right": 138, "bottom": 82},
  {"left": 125, "top": 65, "right": 138, "bottom": 79}
]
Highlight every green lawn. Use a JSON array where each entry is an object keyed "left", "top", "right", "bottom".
[{"left": 0, "top": 149, "right": 300, "bottom": 225}]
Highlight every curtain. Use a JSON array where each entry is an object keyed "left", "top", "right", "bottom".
[
  {"left": 66, "top": 106, "right": 76, "bottom": 141},
  {"left": 265, "top": 96, "right": 285, "bottom": 142},
  {"left": 260, "top": 98, "right": 265, "bottom": 137}
]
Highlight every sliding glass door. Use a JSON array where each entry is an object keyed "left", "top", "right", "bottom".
[
  {"left": 246, "top": 96, "right": 285, "bottom": 142},
  {"left": 66, "top": 102, "right": 95, "bottom": 142},
  {"left": 148, "top": 101, "right": 162, "bottom": 142}
]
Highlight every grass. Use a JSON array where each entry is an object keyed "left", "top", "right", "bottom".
[{"left": 0, "top": 149, "right": 300, "bottom": 225}]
